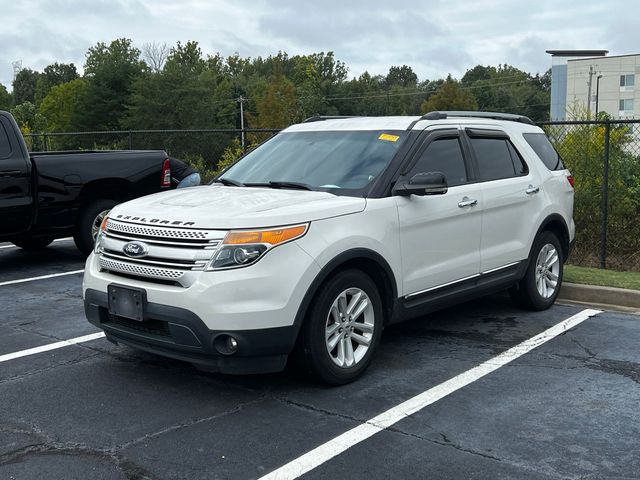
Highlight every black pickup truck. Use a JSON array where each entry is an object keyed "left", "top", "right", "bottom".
[{"left": 0, "top": 111, "right": 172, "bottom": 255}]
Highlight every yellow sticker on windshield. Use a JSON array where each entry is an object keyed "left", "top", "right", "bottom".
[{"left": 378, "top": 133, "right": 400, "bottom": 142}]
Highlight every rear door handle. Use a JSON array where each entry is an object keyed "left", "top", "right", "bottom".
[
  {"left": 458, "top": 197, "right": 478, "bottom": 208},
  {"left": 0, "top": 170, "right": 23, "bottom": 177},
  {"left": 526, "top": 185, "right": 540, "bottom": 195}
]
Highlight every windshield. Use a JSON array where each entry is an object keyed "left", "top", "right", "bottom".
[{"left": 219, "top": 130, "right": 407, "bottom": 193}]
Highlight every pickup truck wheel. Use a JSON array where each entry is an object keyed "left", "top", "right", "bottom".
[
  {"left": 510, "top": 231, "right": 563, "bottom": 311},
  {"left": 12, "top": 237, "right": 54, "bottom": 250},
  {"left": 74, "top": 199, "right": 117, "bottom": 256},
  {"left": 300, "top": 269, "right": 383, "bottom": 385}
]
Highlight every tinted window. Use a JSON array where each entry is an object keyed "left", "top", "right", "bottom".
[
  {"left": 409, "top": 137, "right": 467, "bottom": 186},
  {"left": 470, "top": 137, "right": 518, "bottom": 181},
  {"left": 0, "top": 123, "right": 11, "bottom": 158},
  {"left": 523, "top": 133, "right": 564, "bottom": 170},
  {"left": 221, "top": 130, "right": 407, "bottom": 193}
]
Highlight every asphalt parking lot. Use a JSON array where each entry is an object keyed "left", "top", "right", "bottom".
[{"left": 1, "top": 240, "right": 639, "bottom": 480}]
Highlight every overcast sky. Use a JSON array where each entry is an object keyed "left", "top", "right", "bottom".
[{"left": 0, "top": 0, "right": 635, "bottom": 89}]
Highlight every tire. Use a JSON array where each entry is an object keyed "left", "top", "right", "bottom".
[
  {"left": 74, "top": 199, "right": 117, "bottom": 256},
  {"left": 510, "top": 231, "right": 563, "bottom": 311},
  {"left": 299, "top": 269, "right": 384, "bottom": 385},
  {"left": 12, "top": 237, "right": 54, "bottom": 250}
]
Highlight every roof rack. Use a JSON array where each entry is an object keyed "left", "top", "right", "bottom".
[
  {"left": 419, "top": 111, "right": 535, "bottom": 126},
  {"left": 302, "top": 116, "right": 359, "bottom": 123}
]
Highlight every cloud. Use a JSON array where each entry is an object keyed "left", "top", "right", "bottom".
[{"left": 0, "top": 0, "right": 633, "bottom": 89}]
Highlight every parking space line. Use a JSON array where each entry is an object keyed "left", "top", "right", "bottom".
[
  {"left": 0, "top": 332, "right": 106, "bottom": 364},
  {"left": 0, "top": 269, "right": 85, "bottom": 287},
  {"left": 0, "top": 237, "right": 73, "bottom": 250},
  {"left": 259, "top": 308, "right": 602, "bottom": 480}
]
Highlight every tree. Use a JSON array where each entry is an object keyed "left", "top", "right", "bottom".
[
  {"left": 12, "top": 68, "right": 40, "bottom": 105},
  {"left": 77, "top": 38, "right": 146, "bottom": 130},
  {"left": 0, "top": 83, "right": 12, "bottom": 110},
  {"left": 420, "top": 76, "right": 478, "bottom": 113},
  {"left": 34, "top": 63, "right": 79, "bottom": 105},
  {"left": 248, "top": 73, "right": 297, "bottom": 129},
  {"left": 142, "top": 42, "right": 169, "bottom": 73},
  {"left": 39, "top": 79, "right": 88, "bottom": 146},
  {"left": 10, "top": 101, "right": 47, "bottom": 150},
  {"left": 460, "top": 64, "right": 550, "bottom": 122},
  {"left": 386, "top": 65, "right": 418, "bottom": 88}
]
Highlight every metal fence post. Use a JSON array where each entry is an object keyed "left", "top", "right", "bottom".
[
  {"left": 599, "top": 121, "right": 611, "bottom": 269},
  {"left": 128, "top": 130, "right": 133, "bottom": 149},
  {"left": 43, "top": 132, "right": 49, "bottom": 151}
]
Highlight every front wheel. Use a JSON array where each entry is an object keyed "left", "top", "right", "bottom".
[
  {"left": 510, "top": 231, "right": 563, "bottom": 311},
  {"left": 299, "top": 269, "right": 383, "bottom": 385},
  {"left": 74, "top": 199, "right": 117, "bottom": 256}
]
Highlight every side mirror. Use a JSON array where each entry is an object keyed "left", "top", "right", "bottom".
[{"left": 392, "top": 172, "right": 448, "bottom": 197}]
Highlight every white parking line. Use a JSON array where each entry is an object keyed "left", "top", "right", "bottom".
[
  {"left": 0, "top": 269, "right": 85, "bottom": 287},
  {"left": 0, "top": 332, "right": 106, "bottom": 363},
  {"left": 0, "top": 237, "right": 73, "bottom": 250},
  {"left": 259, "top": 308, "right": 602, "bottom": 480}
]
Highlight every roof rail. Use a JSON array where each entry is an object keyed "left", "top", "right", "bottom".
[
  {"left": 420, "top": 111, "right": 535, "bottom": 125},
  {"left": 302, "top": 116, "right": 359, "bottom": 123}
]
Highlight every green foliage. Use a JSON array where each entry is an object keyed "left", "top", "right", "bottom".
[
  {"left": 546, "top": 106, "right": 640, "bottom": 269},
  {"left": 39, "top": 79, "right": 88, "bottom": 149},
  {"left": 12, "top": 68, "right": 40, "bottom": 105},
  {"left": 0, "top": 83, "right": 12, "bottom": 110},
  {"left": 10, "top": 101, "right": 47, "bottom": 150},
  {"left": 420, "top": 76, "right": 478, "bottom": 113},
  {"left": 34, "top": 63, "right": 79, "bottom": 105},
  {"left": 460, "top": 65, "right": 550, "bottom": 122},
  {"left": 215, "top": 137, "right": 245, "bottom": 175},
  {"left": 77, "top": 38, "right": 146, "bottom": 131}
]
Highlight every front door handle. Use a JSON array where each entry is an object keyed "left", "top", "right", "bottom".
[
  {"left": 458, "top": 197, "right": 478, "bottom": 208},
  {"left": 526, "top": 185, "right": 540, "bottom": 195}
]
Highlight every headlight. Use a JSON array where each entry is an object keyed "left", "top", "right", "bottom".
[
  {"left": 94, "top": 216, "right": 109, "bottom": 254},
  {"left": 207, "top": 224, "right": 308, "bottom": 270}
]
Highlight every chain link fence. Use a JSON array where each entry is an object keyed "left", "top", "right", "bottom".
[
  {"left": 541, "top": 119, "right": 640, "bottom": 271},
  {"left": 24, "top": 119, "right": 640, "bottom": 271}
]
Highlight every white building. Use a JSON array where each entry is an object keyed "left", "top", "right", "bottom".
[{"left": 547, "top": 50, "right": 640, "bottom": 120}]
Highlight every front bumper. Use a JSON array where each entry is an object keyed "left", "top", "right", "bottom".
[{"left": 84, "top": 289, "right": 297, "bottom": 374}]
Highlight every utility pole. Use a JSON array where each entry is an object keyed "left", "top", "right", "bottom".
[
  {"left": 237, "top": 96, "right": 246, "bottom": 150},
  {"left": 595, "top": 74, "right": 603, "bottom": 118},
  {"left": 586, "top": 66, "right": 594, "bottom": 117}
]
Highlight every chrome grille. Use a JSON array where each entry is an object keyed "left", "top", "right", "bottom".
[
  {"left": 99, "top": 219, "right": 226, "bottom": 286},
  {"left": 99, "top": 257, "right": 185, "bottom": 281}
]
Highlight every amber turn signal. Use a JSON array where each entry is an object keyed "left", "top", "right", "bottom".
[{"left": 223, "top": 224, "right": 308, "bottom": 246}]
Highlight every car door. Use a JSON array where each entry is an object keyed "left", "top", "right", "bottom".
[
  {"left": 462, "top": 127, "right": 545, "bottom": 272},
  {"left": 396, "top": 128, "right": 483, "bottom": 297},
  {"left": 0, "top": 115, "right": 32, "bottom": 235}
]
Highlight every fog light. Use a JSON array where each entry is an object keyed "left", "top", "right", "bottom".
[{"left": 214, "top": 334, "right": 239, "bottom": 355}]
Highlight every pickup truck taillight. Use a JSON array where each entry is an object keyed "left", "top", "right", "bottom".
[{"left": 161, "top": 159, "right": 171, "bottom": 187}]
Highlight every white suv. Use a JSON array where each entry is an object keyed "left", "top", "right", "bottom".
[{"left": 83, "top": 111, "right": 574, "bottom": 384}]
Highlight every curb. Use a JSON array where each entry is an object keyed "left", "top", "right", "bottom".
[{"left": 558, "top": 282, "right": 640, "bottom": 311}]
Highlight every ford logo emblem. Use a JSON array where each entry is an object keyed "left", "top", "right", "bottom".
[{"left": 122, "top": 241, "right": 149, "bottom": 258}]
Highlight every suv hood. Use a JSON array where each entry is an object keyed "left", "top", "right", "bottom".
[{"left": 109, "top": 185, "right": 366, "bottom": 229}]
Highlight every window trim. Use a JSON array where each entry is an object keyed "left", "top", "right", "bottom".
[{"left": 462, "top": 129, "right": 530, "bottom": 183}]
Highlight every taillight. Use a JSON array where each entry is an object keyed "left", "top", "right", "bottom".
[
  {"left": 566, "top": 174, "right": 574, "bottom": 188},
  {"left": 161, "top": 159, "right": 171, "bottom": 187}
]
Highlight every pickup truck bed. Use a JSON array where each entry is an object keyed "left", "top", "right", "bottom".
[{"left": 0, "top": 111, "right": 171, "bottom": 254}]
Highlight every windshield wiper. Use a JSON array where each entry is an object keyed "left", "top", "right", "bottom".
[
  {"left": 214, "top": 178, "right": 245, "bottom": 187},
  {"left": 245, "top": 181, "right": 314, "bottom": 191}
]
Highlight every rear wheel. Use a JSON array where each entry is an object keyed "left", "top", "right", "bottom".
[
  {"left": 510, "top": 231, "right": 563, "bottom": 310},
  {"left": 299, "top": 269, "right": 383, "bottom": 385},
  {"left": 12, "top": 237, "right": 54, "bottom": 250},
  {"left": 74, "top": 199, "right": 117, "bottom": 256}
]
